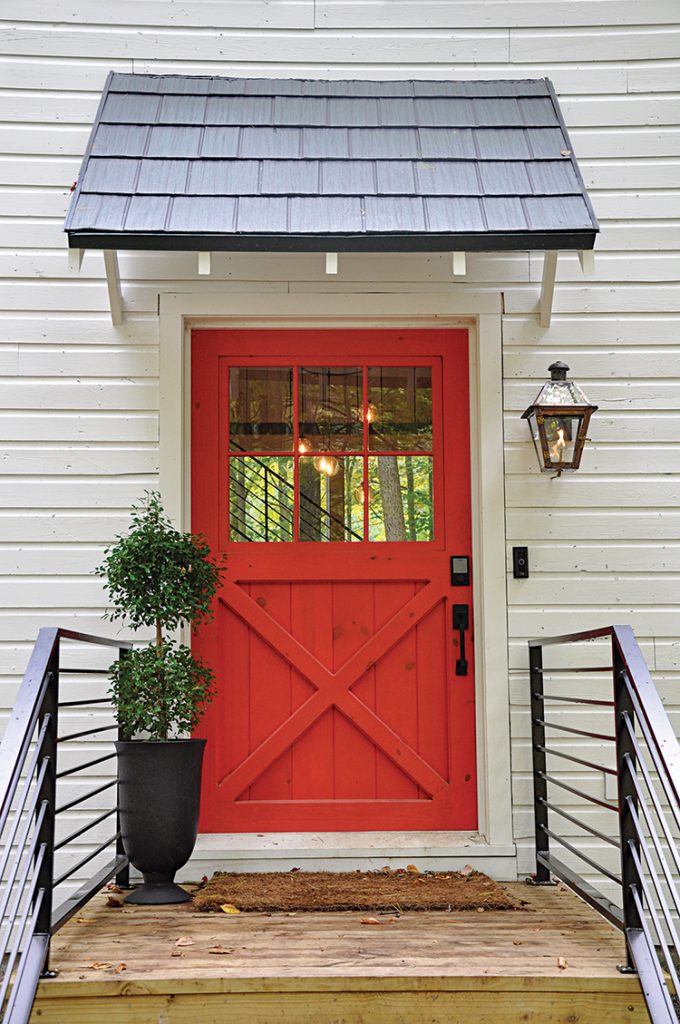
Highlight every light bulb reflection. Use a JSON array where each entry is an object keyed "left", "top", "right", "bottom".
[{"left": 313, "top": 454, "right": 340, "bottom": 477}]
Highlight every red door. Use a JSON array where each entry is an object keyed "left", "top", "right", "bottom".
[{"left": 192, "top": 329, "right": 476, "bottom": 832}]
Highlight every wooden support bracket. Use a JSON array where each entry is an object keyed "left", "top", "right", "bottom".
[
  {"left": 198, "top": 251, "right": 212, "bottom": 275},
  {"left": 68, "top": 248, "right": 83, "bottom": 273},
  {"left": 579, "top": 249, "right": 595, "bottom": 276},
  {"left": 325, "top": 252, "right": 338, "bottom": 275},
  {"left": 539, "top": 251, "right": 558, "bottom": 328},
  {"left": 103, "top": 250, "right": 123, "bottom": 326},
  {"left": 452, "top": 252, "right": 466, "bottom": 276}
]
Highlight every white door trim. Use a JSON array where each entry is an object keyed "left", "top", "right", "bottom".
[{"left": 158, "top": 290, "right": 514, "bottom": 862}]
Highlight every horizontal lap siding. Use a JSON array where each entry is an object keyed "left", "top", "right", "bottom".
[{"left": 0, "top": 2, "right": 678, "bottom": 888}]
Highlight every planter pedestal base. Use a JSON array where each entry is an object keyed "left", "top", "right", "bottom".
[{"left": 125, "top": 879, "right": 191, "bottom": 905}]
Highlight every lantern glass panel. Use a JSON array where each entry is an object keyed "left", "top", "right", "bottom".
[{"left": 543, "top": 413, "right": 584, "bottom": 468}]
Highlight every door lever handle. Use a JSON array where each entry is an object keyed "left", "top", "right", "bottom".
[{"left": 452, "top": 604, "right": 469, "bottom": 676}]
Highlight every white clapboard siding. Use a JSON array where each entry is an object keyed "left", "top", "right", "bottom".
[{"left": 0, "top": 2, "right": 677, "bottom": 895}]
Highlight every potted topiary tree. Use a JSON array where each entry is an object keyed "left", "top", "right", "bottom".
[{"left": 97, "top": 492, "right": 221, "bottom": 905}]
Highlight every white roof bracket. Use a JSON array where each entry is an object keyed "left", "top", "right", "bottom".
[
  {"left": 198, "top": 251, "right": 212, "bottom": 275},
  {"left": 68, "top": 247, "right": 83, "bottom": 273},
  {"left": 325, "top": 252, "right": 338, "bottom": 275},
  {"left": 103, "top": 250, "right": 123, "bottom": 326},
  {"left": 452, "top": 252, "right": 466, "bottom": 276},
  {"left": 539, "top": 250, "right": 558, "bottom": 328},
  {"left": 579, "top": 249, "right": 594, "bottom": 275}
]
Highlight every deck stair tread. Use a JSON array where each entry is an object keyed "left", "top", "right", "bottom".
[{"left": 32, "top": 884, "right": 645, "bottom": 1023}]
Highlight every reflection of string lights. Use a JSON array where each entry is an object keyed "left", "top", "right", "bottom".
[
  {"left": 313, "top": 455, "right": 340, "bottom": 477},
  {"left": 353, "top": 483, "right": 375, "bottom": 504},
  {"left": 365, "top": 402, "right": 378, "bottom": 424},
  {"left": 298, "top": 437, "right": 312, "bottom": 454}
]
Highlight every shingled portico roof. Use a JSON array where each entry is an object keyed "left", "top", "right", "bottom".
[{"left": 65, "top": 73, "right": 598, "bottom": 253}]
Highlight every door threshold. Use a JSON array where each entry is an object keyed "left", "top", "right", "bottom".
[{"left": 186, "top": 832, "right": 517, "bottom": 881}]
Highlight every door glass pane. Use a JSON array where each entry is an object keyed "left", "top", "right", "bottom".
[
  {"left": 299, "top": 455, "right": 363, "bottom": 542},
  {"left": 230, "top": 457, "right": 294, "bottom": 542},
  {"left": 229, "top": 367, "right": 293, "bottom": 452},
  {"left": 298, "top": 366, "right": 362, "bottom": 452},
  {"left": 367, "top": 455, "right": 434, "bottom": 542},
  {"left": 368, "top": 366, "right": 432, "bottom": 451}
]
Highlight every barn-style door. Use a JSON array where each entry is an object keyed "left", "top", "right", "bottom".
[{"left": 192, "top": 328, "right": 476, "bottom": 832}]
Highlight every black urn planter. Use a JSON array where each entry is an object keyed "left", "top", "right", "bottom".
[{"left": 115, "top": 738, "right": 206, "bottom": 905}]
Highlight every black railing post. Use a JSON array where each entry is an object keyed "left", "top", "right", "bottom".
[
  {"left": 613, "top": 636, "right": 642, "bottom": 972},
  {"left": 34, "top": 644, "right": 59, "bottom": 976},
  {"left": 529, "top": 641, "right": 552, "bottom": 883},
  {"left": 115, "top": 647, "right": 130, "bottom": 889}
]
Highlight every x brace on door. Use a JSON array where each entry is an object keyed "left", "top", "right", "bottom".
[{"left": 217, "top": 580, "right": 450, "bottom": 801}]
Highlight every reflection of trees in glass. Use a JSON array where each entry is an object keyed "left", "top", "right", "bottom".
[
  {"left": 368, "top": 456, "right": 433, "bottom": 542},
  {"left": 368, "top": 367, "right": 432, "bottom": 451}
]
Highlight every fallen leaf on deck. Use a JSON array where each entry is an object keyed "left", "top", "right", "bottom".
[
  {"left": 170, "top": 950, "right": 182, "bottom": 958},
  {"left": 106, "top": 896, "right": 123, "bottom": 908},
  {"left": 75, "top": 917, "right": 96, "bottom": 924},
  {"left": 406, "top": 864, "right": 420, "bottom": 874},
  {"left": 460, "top": 864, "right": 474, "bottom": 876},
  {"left": 557, "top": 957, "right": 569, "bottom": 970},
  {"left": 361, "top": 917, "right": 382, "bottom": 925},
  {"left": 175, "top": 936, "right": 194, "bottom": 947},
  {"left": 208, "top": 945, "right": 234, "bottom": 955},
  {"left": 88, "top": 962, "right": 112, "bottom": 971},
  {"left": 476, "top": 907, "right": 485, "bottom": 913},
  {"left": 113, "top": 963, "right": 126, "bottom": 973},
  {"left": 290, "top": 867, "right": 300, "bottom": 873},
  {"left": 512, "top": 939, "right": 522, "bottom": 946},
  {"left": 106, "top": 883, "right": 124, "bottom": 893},
  {"left": 220, "top": 904, "right": 241, "bottom": 914}
]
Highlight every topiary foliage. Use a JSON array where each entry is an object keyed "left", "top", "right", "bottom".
[
  {"left": 111, "top": 642, "right": 215, "bottom": 742},
  {"left": 97, "top": 492, "right": 223, "bottom": 740},
  {"left": 96, "top": 492, "right": 221, "bottom": 634}
]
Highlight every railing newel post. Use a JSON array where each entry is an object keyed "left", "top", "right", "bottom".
[
  {"left": 529, "top": 642, "right": 552, "bottom": 884},
  {"left": 35, "top": 641, "right": 59, "bottom": 976},
  {"left": 115, "top": 646, "right": 131, "bottom": 890},
  {"left": 613, "top": 634, "right": 642, "bottom": 973}
]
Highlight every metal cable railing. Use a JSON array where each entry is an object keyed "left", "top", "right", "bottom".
[
  {"left": 0, "top": 628, "right": 131, "bottom": 1024},
  {"left": 529, "top": 625, "right": 680, "bottom": 1023}
]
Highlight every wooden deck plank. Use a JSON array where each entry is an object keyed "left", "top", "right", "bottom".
[{"left": 31, "top": 884, "right": 645, "bottom": 1024}]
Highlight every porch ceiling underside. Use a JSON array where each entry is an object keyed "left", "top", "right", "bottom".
[{"left": 65, "top": 74, "right": 598, "bottom": 253}]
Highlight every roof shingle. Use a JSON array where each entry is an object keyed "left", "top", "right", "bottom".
[{"left": 65, "top": 73, "right": 598, "bottom": 252}]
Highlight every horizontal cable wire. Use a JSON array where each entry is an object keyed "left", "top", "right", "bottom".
[
  {"left": 53, "top": 832, "right": 121, "bottom": 888},
  {"left": 622, "top": 726, "right": 680, "bottom": 879},
  {"left": 0, "top": 835, "right": 46, "bottom": 968},
  {"left": 538, "top": 718, "right": 616, "bottom": 743},
  {"left": 536, "top": 744, "right": 617, "bottom": 776},
  {"left": 0, "top": 796, "right": 47, "bottom": 940},
  {"left": 630, "top": 886, "right": 678, "bottom": 1022},
  {"left": 55, "top": 779, "right": 116, "bottom": 815},
  {"left": 56, "top": 751, "right": 116, "bottom": 779},
  {"left": 627, "top": 827, "right": 680, "bottom": 997},
  {"left": 539, "top": 772, "right": 618, "bottom": 812},
  {"left": 541, "top": 799, "right": 619, "bottom": 848},
  {"left": 54, "top": 807, "right": 117, "bottom": 851},
  {"left": 539, "top": 693, "right": 615, "bottom": 706},
  {"left": 540, "top": 826, "right": 622, "bottom": 886},
  {"left": 0, "top": 882, "right": 45, "bottom": 1014},
  {"left": 625, "top": 764, "right": 680, "bottom": 922},
  {"left": 57, "top": 723, "right": 117, "bottom": 743}
]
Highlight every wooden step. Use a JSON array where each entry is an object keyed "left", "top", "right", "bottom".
[{"left": 32, "top": 883, "right": 645, "bottom": 1024}]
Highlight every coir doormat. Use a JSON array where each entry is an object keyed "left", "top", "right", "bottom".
[{"left": 193, "top": 867, "right": 524, "bottom": 913}]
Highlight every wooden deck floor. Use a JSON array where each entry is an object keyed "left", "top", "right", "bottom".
[{"left": 32, "top": 883, "right": 646, "bottom": 1023}]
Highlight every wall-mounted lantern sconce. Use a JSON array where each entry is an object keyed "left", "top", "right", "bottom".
[{"left": 521, "top": 362, "right": 597, "bottom": 477}]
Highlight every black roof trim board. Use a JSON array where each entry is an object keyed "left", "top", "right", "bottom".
[{"left": 66, "top": 73, "right": 598, "bottom": 253}]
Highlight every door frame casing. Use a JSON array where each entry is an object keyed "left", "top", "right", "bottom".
[{"left": 159, "top": 290, "right": 513, "bottom": 855}]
